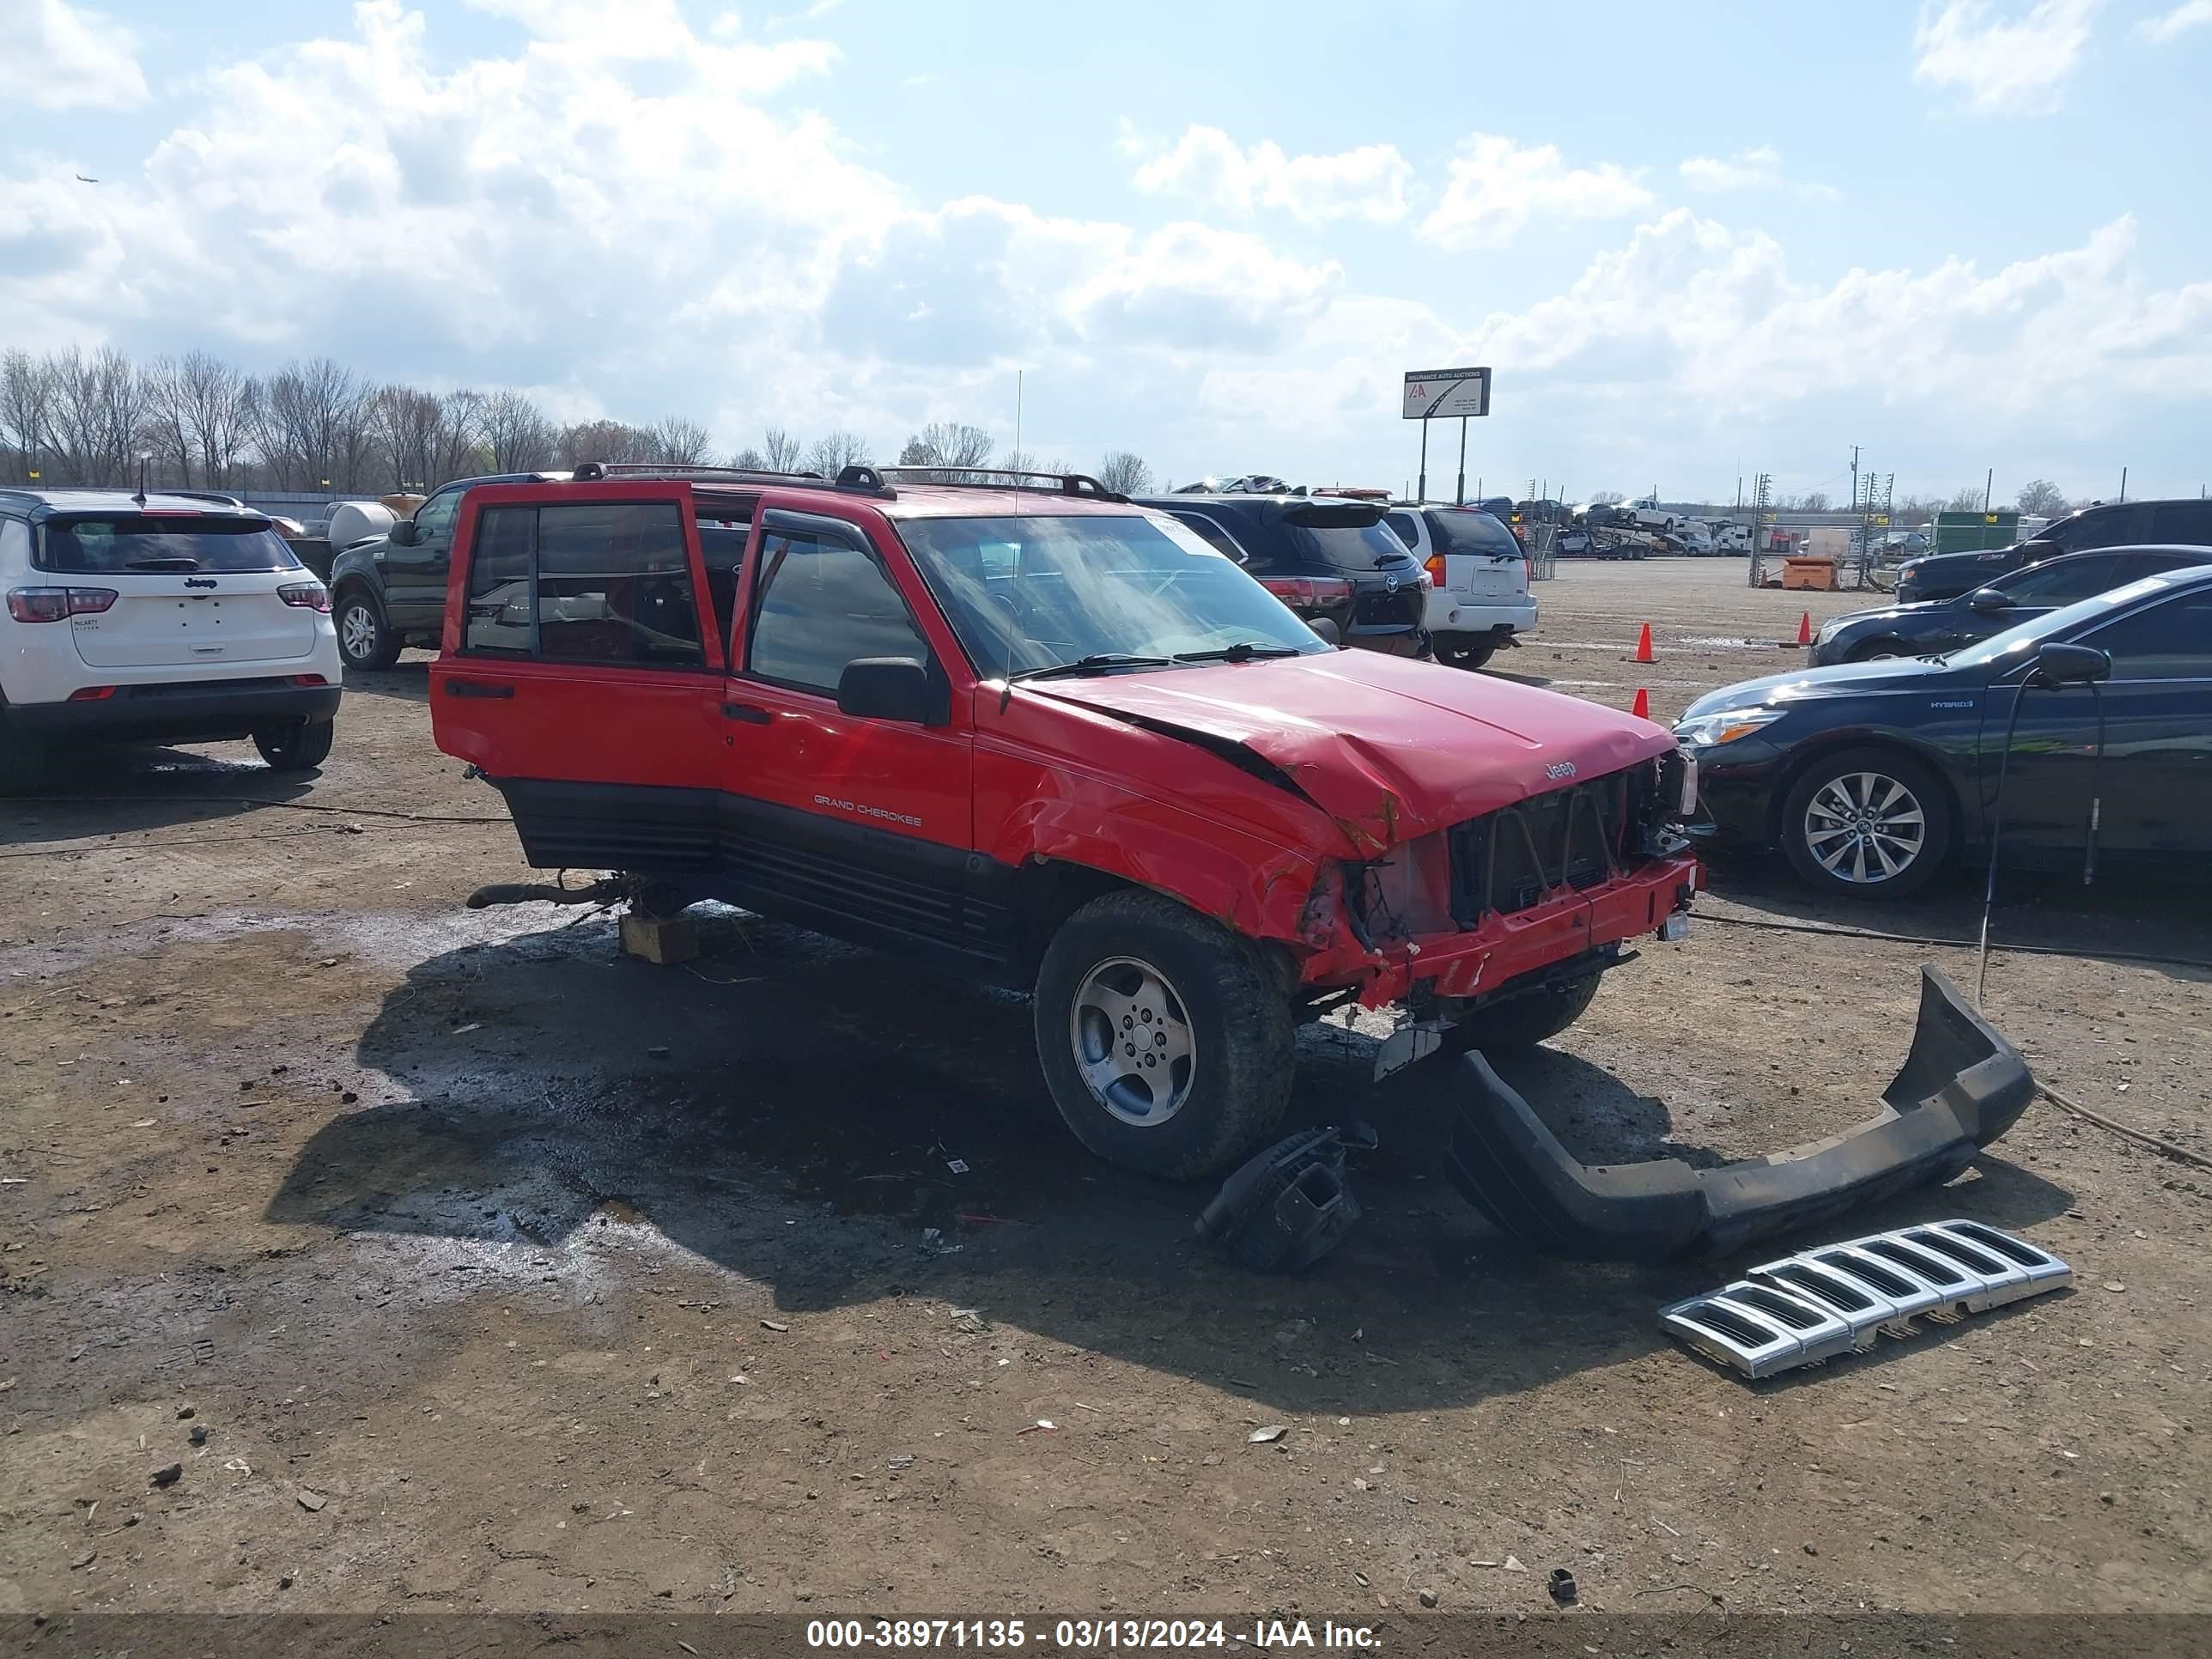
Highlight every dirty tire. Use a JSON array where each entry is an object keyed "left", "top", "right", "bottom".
[
  {"left": 1034, "top": 889, "right": 1294, "bottom": 1181},
  {"left": 1444, "top": 972, "right": 1602, "bottom": 1055},
  {"left": 254, "top": 718, "right": 335, "bottom": 772},
  {"left": 0, "top": 716, "right": 46, "bottom": 796},
  {"left": 1434, "top": 637, "right": 1497, "bottom": 671},
  {"left": 335, "top": 588, "right": 401, "bottom": 672},
  {"left": 1847, "top": 637, "right": 1908, "bottom": 663},
  {"left": 1780, "top": 744, "right": 1952, "bottom": 900}
]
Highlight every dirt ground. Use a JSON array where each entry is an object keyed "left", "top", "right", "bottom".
[{"left": 3, "top": 558, "right": 2208, "bottom": 1625}]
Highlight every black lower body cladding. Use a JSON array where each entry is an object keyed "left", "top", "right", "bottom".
[{"left": 1443, "top": 969, "right": 2034, "bottom": 1262}]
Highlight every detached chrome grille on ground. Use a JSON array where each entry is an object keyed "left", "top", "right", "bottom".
[{"left": 1659, "top": 1220, "right": 2072, "bottom": 1378}]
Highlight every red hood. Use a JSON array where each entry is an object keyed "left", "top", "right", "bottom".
[{"left": 1033, "top": 650, "right": 1672, "bottom": 851}]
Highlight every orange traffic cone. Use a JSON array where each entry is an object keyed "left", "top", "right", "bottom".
[
  {"left": 1796, "top": 611, "right": 1814, "bottom": 647},
  {"left": 1632, "top": 687, "right": 1650, "bottom": 720},
  {"left": 1632, "top": 623, "right": 1656, "bottom": 664}
]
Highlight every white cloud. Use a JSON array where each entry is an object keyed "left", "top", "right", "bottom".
[
  {"left": 1680, "top": 146, "right": 1786, "bottom": 191},
  {"left": 1125, "top": 125, "right": 1413, "bottom": 226},
  {"left": 0, "top": 0, "right": 148, "bottom": 111},
  {"left": 2133, "top": 1, "right": 2212, "bottom": 40},
  {"left": 1416, "top": 133, "right": 1652, "bottom": 249},
  {"left": 1912, "top": 1, "right": 2104, "bottom": 115}
]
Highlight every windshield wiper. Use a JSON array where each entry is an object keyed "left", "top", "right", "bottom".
[
  {"left": 1172, "top": 641, "right": 1304, "bottom": 664},
  {"left": 1006, "top": 653, "right": 1174, "bottom": 684},
  {"left": 125, "top": 556, "right": 201, "bottom": 572}
]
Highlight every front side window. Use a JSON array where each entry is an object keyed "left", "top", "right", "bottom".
[
  {"left": 2081, "top": 590, "right": 2212, "bottom": 683},
  {"left": 897, "top": 513, "right": 1331, "bottom": 679},
  {"left": 2153, "top": 502, "right": 2212, "bottom": 546},
  {"left": 747, "top": 526, "right": 929, "bottom": 694},
  {"left": 40, "top": 515, "right": 301, "bottom": 574},
  {"left": 459, "top": 501, "right": 703, "bottom": 667},
  {"left": 412, "top": 490, "right": 462, "bottom": 541},
  {"left": 1170, "top": 511, "right": 1249, "bottom": 562},
  {"left": 1997, "top": 556, "right": 2124, "bottom": 606}
]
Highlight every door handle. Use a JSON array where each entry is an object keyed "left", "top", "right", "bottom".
[
  {"left": 721, "top": 701, "right": 772, "bottom": 725},
  {"left": 446, "top": 679, "right": 514, "bottom": 700}
]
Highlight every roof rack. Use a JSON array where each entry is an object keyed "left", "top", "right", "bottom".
[
  {"left": 570, "top": 460, "right": 898, "bottom": 500},
  {"left": 874, "top": 467, "right": 1128, "bottom": 503}
]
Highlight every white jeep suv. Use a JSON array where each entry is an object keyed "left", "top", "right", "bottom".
[
  {"left": 1, "top": 489, "right": 343, "bottom": 793},
  {"left": 1382, "top": 502, "right": 1537, "bottom": 670}
]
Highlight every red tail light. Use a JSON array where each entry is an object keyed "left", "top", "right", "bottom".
[
  {"left": 7, "top": 586, "right": 117, "bottom": 622},
  {"left": 68, "top": 685, "right": 116, "bottom": 701},
  {"left": 293, "top": 674, "right": 329, "bottom": 686},
  {"left": 1259, "top": 575, "right": 1354, "bottom": 609},
  {"left": 278, "top": 582, "right": 331, "bottom": 612},
  {"left": 1423, "top": 553, "right": 1446, "bottom": 587}
]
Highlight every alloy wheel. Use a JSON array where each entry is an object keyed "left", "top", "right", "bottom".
[
  {"left": 1068, "top": 955, "right": 1196, "bottom": 1127},
  {"left": 1802, "top": 770, "right": 1927, "bottom": 885}
]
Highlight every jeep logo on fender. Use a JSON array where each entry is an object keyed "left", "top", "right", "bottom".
[
  {"left": 184, "top": 578, "right": 217, "bottom": 589},
  {"left": 1545, "top": 760, "right": 1577, "bottom": 780}
]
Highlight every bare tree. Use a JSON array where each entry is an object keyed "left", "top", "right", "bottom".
[
  {"left": 556, "top": 418, "right": 651, "bottom": 469},
  {"left": 176, "top": 350, "right": 253, "bottom": 488},
  {"left": 1589, "top": 489, "right": 1626, "bottom": 505},
  {"left": 2015, "top": 478, "right": 2068, "bottom": 517},
  {"left": 483, "top": 389, "right": 553, "bottom": 473},
  {"left": 0, "top": 349, "right": 57, "bottom": 484},
  {"left": 434, "top": 389, "right": 489, "bottom": 483},
  {"left": 1096, "top": 451, "right": 1152, "bottom": 495},
  {"left": 728, "top": 445, "right": 768, "bottom": 471},
  {"left": 1800, "top": 489, "right": 1831, "bottom": 513},
  {"left": 45, "top": 345, "right": 150, "bottom": 485},
  {"left": 898, "top": 422, "right": 994, "bottom": 470},
  {"left": 253, "top": 358, "right": 368, "bottom": 490},
  {"left": 762, "top": 428, "right": 805, "bottom": 472},
  {"left": 143, "top": 355, "right": 198, "bottom": 486},
  {"left": 648, "top": 416, "right": 714, "bottom": 465},
  {"left": 806, "top": 430, "right": 870, "bottom": 475},
  {"left": 368, "top": 385, "right": 443, "bottom": 491},
  {"left": 1946, "top": 484, "right": 1990, "bottom": 512}
]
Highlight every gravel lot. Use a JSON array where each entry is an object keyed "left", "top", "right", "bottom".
[{"left": 3, "top": 557, "right": 2207, "bottom": 1622}]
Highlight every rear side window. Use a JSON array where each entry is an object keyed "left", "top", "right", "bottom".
[
  {"left": 40, "top": 515, "right": 301, "bottom": 574},
  {"left": 2152, "top": 502, "right": 2212, "bottom": 546},
  {"left": 1426, "top": 509, "right": 1519, "bottom": 557},
  {"left": 2057, "top": 505, "right": 2146, "bottom": 551},
  {"left": 746, "top": 526, "right": 928, "bottom": 694},
  {"left": 460, "top": 501, "right": 704, "bottom": 667},
  {"left": 1169, "top": 511, "right": 1249, "bottom": 562}
]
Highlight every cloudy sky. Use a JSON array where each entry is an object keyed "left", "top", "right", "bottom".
[{"left": 3, "top": 0, "right": 2208, "bottom": 503}]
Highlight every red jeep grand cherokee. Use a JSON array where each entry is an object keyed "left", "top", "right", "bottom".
[{"left": 430, "top": 464, "right": 1699, "bottom": 1178}]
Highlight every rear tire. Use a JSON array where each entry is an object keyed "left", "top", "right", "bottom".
[
  {"left": 1433, "top": 635, "right": 1498, "bottom": 671},
  {"left": 335, "top": 588, "right": 401, "bottom": 672},
  {"left": 255, "top": 718, "right": 335, "bottom": 772},
  {"left": 0, "top": 718, "right": 46, "bottom": 797},
  {"left": 1033, "top": 889, "right": 1293, "bottom": 1180},
  {"left": 1443, "top": 972, "right": 1602, "bottom": 1055},
  {"left": 1778, "top": 745, "right": 1952, "bottom": 899}
]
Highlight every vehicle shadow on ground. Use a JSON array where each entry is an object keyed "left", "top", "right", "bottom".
[
  {"left": 1698, "top": 849, "right": 2212, "bottom": 987},
  {"left": 0, "top": 744, "right": 314, "bottom": 844},
  {"left": 266, "top": 910, "right": 2073, "bottom": 1413},
  {"left": 335, "top": 657, "right": 433, "bottom": 705}
]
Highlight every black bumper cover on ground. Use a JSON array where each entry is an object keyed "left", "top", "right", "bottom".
[{"left": 1443, "top": 968, "right": 2034, "bottom": 1262}]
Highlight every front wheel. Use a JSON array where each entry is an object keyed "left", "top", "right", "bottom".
[
  {"left": 1034, "top": 890, "right": 1294, "bottom": 1180},
  {"left": 254, "top": 718, "right": 335, "bottom": 772},
  {"left": 1847, "top": 638, "right": 1907, "bottom": 663},
  {"left": 1779, "top": 745, "right": 1953, "bottom": 898},
  {"left": 335, "top": 589, "right": 401, "bottom": 672}
]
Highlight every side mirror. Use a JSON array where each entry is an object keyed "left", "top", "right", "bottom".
[
  {"left": 2030, "top": 641, "right": 2112, "bottom": 686},
  {"left": 1966, "top": 586, "right": 2011, "bottom": 614},
  {"left": 1308, "top": 616, "right": 1344, "bottom": 647},
  {"left": 387, "top": 519, "right": 422, "bottom": 547},
  {"left": 837, "top": 656, "right": 938, "bottom": 723}
]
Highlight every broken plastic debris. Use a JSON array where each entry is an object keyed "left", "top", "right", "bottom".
[
  {"left": 760, "top": 1319, "right": 789, "bottom": 1332},
  {"left": 946, "top": 1158, "right": 970, "bottom": 1175},
  {"left": 1248, "top": 1425, "right": 1288, "bottom": 1443}
]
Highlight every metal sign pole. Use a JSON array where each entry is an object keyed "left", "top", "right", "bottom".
[
  {"left": 1418, "top": 422, "right": 1429, "bottom": 503},
  {"left": 1455, "top": 417, "right": 1467, "bottom": 505}
]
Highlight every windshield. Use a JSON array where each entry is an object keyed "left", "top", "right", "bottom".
[
  {"left": 40, "top": 515, "right": 301, "bottom": 574},
  {"left": 896, "top": 513, "right": 1331, "bottom": 678},
  {"left": 1946, "top": 574, "right": 2171, "bottom": 669},
  {"left": 1280, "top": 504, "right": 1412, "bottom": 572},
  {"left": 1428, "top": 509, "right": 1520, "bottom": 556}
]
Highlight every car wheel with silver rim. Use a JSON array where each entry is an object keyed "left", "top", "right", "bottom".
[
  {"left": 1779, "top": 745, "right": 1952, "bottom": 900},
  {"left": 1035, "top": 889, "right": 1294, "bottom": 1179},
  {"left": 335, "top": 587, "right": 401, "bottom": 672}
]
